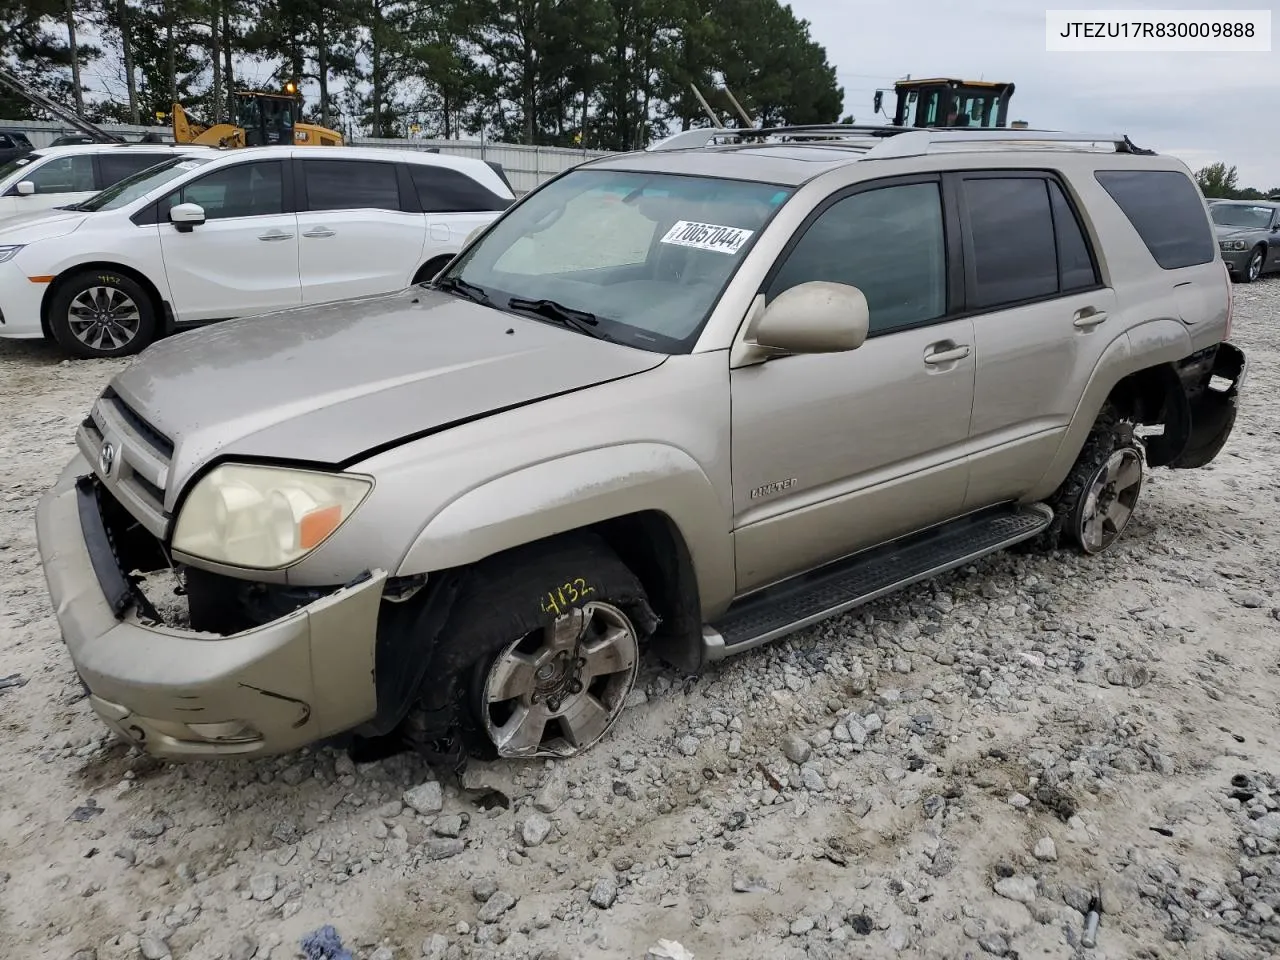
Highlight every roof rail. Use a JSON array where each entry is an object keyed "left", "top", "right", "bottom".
[
  {"left": 862, "top": 128, "right": 1154, "bottom": 159},
  {"left": 646, "top": 124, "right": 1155, "bottom": 157}
]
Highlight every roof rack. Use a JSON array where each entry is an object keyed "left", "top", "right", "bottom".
[
  {"left": 862, "top": 128, "right": 1153, "bottom": 158},
  {"left": 646, "top": 124, "right": 1155, "bottom": 158}
]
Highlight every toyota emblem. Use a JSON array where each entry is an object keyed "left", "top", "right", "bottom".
[{"left": 98, "top": 441, "right": 116, "bottom": 476}]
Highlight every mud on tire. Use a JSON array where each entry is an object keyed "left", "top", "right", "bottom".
[
  {"left": 1020, "top": 403, "right": 1145, "bottom": 555},
  {"left": 399, "top": 532, "right": 658, "bottom": 764}
]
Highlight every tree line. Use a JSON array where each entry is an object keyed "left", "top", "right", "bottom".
[
  {"left": 0, "top": 0, "right": 846, "bottom": 151},
  {"left": 1195, "top": 163, "right": 1280, "bottom": 202}
]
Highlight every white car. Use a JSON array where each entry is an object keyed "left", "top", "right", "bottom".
[
  {"left": 0, "top": 142, "right": 211, "bottom": 222},
  {"left": 0, "top": 145, "right": 515, "bottom": 357}
]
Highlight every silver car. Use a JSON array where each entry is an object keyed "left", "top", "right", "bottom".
[
  {"left": 36, "top": 125, "right": 1245, "bottom": 765},
  {"left": 1209, "top": 198, "right": 1280, "bottom": 282}
]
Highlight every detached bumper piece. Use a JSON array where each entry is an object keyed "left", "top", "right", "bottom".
[
  {"left": 35, "top": 453, "right": 386, "bottom": 759},
  {"left": 1172, "top": 342, "right": 1246, "bottom": 469}
]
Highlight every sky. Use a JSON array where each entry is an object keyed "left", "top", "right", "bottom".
[{"left": 788, "top": 0, "right": 1280, "bottom": 189}]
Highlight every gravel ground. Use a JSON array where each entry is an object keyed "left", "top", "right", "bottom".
[{"left": 1, "top": 283, "right": 1279, "bottom": 960}]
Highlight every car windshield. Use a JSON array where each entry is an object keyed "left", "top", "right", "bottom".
[
  {"left": 0, "top": 153, "right": 39, "bottom": 185},
  {"left": 1211, "top": 204, "right": 1273, "bottom": 229},
  {"left": 443, "top": 168, "right": 792, "bottom": 352},
  {"left": 78, "top": 155, "right": 211, "bottom": 212}
]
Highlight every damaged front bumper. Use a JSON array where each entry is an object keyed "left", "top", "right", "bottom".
[{"left": 35, "top": 453, "right": 387, "bottom": 759}]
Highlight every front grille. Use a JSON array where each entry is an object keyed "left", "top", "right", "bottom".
[{"left": 77, "top": 389, "right": 175, "bottom": 539}]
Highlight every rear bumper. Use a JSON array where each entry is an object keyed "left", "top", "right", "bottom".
[
  {"left": 1170, "top": 341, "right": 1246, "bottom": 469},
  {"left": 36, "top": 453, "right": 386, "bottom": 759}
]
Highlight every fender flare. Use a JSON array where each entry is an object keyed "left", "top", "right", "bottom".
[
  {"left": 395, "top": 442, "right": 734, "bottom": 614},
  {"left": 1027, "top": 317, "right": 1191, "bottom": 501}
]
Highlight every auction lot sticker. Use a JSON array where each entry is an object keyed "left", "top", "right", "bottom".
[{"left": 660, "top": 220, "right": 754, "bottom": 255}]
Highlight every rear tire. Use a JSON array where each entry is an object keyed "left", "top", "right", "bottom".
[
  {"left": 413, "top": 255, "right": 455, "bottom": 286},
  {"left": 1021, "top": 405, "right": 1145, "bottom": 555},
  {"left": 47, "top": 270, "right": 157, "bottom": 359},
  {"left": 400, "top": 533, "right": 657, "bottom": 762}
]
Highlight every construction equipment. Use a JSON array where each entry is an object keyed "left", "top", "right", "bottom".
[
  {"left": 874, "top": 78, "right": 1016, "bottom": 129},
  {"left": 165, "top": 83, "right": 342, "bottom": 149},
  {"left": 0, "top": 66, "right": 123, "bottom": 143}
]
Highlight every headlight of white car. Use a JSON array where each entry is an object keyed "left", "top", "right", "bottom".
[
  {"left": 171, "top": 463, "right": 373, "bottom": 569},
  {"left": 0, "top": 245, "right": 25, "bottom": 263}
]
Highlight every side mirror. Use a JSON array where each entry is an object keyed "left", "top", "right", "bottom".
[
  {"left": 169, "top": 202, "right": 206, "bottom": 232},
  {"left": 15, "top": 180, "right": 35, "bottom": 196},
  {"left": 752, "top": 281, "right": 870, "bottom": 354}
]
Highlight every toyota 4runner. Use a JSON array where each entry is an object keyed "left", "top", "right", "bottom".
[{"left": 36, "top": 125, "right": 1246, "bottom": 764}]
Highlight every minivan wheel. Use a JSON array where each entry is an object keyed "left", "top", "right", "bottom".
[
  {"left": 400, "top": 533, "right": 657, "bottom": 762},
  {"left": 48, "top": 270, "right": 157, "bottom": 359}
]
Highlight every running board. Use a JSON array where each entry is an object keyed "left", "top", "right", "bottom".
[{"left": 703, "top": 503, "right": 1053, "bottom": 660}]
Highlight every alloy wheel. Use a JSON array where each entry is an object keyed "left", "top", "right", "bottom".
[
  {"left": 67, "top": 286, "right": 142, "bottom": 352},
  {"left": 1076, "top": 446, "right": 1144, "bottom": 554}
]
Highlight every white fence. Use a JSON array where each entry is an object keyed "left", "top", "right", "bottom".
[{"left": 1, "top": 119, "right": 615, "bottom": 192}]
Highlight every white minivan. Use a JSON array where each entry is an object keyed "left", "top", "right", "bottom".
[
  {"left": 0, "top": 143, "right": 212, "bottom": 222},
  {"left": 0, "top": 145, "right": 515, "bottom": 357}
]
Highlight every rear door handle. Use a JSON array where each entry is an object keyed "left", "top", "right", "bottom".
[
  {"left": 258, "top": 230, "right": 293, "bottom": 242},
  {"left": 923, "top": 345, "right": 971, "bottom": 365},
  {"left": 303, "top": 228, "right": 336, "bottom": 238},
  {"left": 1073, "top": 309, "right": 1108, "bottom": 329}
]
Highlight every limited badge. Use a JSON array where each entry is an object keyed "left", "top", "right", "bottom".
[{"left": 659, "top": 220, "right": 754, "bottom": 255}]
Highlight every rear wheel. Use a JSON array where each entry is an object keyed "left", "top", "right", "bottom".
[
  {"left": 1021, "top": 405, "right": 1146, "bottom": 555},
  {"left": 47, "top": 270, "right": 157, "bottom": 359}
]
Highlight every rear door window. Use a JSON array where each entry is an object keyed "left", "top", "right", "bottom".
[
  {"left": 1094, "top": 169, "right": 1214, "bottom": 270},
  {"left": 962, "top": 177, "right": 1059, "bottom": 307},
  {"left": 302, "top": 159, "right": 401, "bottom": 212},
  {"left": 99, "top": 152, "right": 174, "bottom": 187},
  {"left": 409, "top": 164, "right": 512, "bottom": 212}
]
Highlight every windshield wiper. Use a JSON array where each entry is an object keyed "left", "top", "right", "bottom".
[
  {"left": 54, "top": 202, "right": 86, "bottom": 211},
  {"left": 506, "top": 297, "right": 603, "bottom": 336},
  {"left": 433, "top": 275, "right": 493, "bottom": 306}
]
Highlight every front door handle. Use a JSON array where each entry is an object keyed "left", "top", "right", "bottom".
[
  {"left": 1073, "top": 309, "right": 1108, "bottom": 329},
  {"left": 303, "top": 228, "right": 336, "bottom": 238},
  {"left": 258, "top": 230, "right": 293, "bottom": 242},
  {"left": 923, "top": 344, "right": 971, "bottom": 365}
]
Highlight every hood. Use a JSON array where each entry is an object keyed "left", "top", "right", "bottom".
[
  {"left": 1213, "top": 223, "right": 1265, "bottom": 239},
  {"left": 0, "top": 208, "right": 88, "bottom": 241},
  {"left": 107, "top": 287, "right": 667, "bottom": 498}
]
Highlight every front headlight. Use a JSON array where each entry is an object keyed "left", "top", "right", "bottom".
[
  {"left": 0, "top": 245, "right": 25, "bottom": 263},
  {"left": 1220, "top": 239, "right": 1249, "bottom": 251},
  {"left": 171, "top": 463, "right": 373, "bottom": 569}
]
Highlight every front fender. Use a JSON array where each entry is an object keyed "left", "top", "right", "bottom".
[{"left": 396, "top": 443, "right": 735, "bottom": 615}]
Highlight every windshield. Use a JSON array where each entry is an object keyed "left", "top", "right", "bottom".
[
  {"left": 1211, "top": 203, "right": 1274, "bottom": 229},
  {"left": 443, "top": 168, "right": 792, "bottom": 352},
  {"left": 0, "top": 152, "right": 40, "bottom": 186},
  {"left": 78, "top": 156, "right": 211, "bottom": 212}
]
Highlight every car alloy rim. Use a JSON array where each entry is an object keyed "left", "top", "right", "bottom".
[
  {"left": 1078, "top": 447, "right": 1143, "bottom": 554},
  {"left": 1249, "top": 251, "right": 1263, "bottom": 280},
  {"left": 483, "top": 600, "right": 639, "bottom": 759},
  {"left": 68, "top": 286, "right": 141, "bottom": 351}
]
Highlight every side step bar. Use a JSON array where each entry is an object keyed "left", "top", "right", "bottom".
[{"left": 703, "top": 502, "right": 1054, "bottom": 660}]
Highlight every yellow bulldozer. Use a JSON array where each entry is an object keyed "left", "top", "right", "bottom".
[{"left": 164, "top": 84, "right": 343, "bottom": 149}]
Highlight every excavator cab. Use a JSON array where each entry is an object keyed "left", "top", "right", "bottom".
[
  {"left": 882, "top": 78, "right": 1015, "bottom": 128},
  {"left": 235, "top": 91, "right": 298, "bottom": 146}
]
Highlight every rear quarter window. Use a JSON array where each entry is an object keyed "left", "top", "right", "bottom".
[{"left": 1094, "top": 169, "right": 1214, "bottom": 270}]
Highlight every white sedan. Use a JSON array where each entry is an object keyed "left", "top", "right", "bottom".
[{"left": 0, "top": 145, "right": 514, "bottom": 357}]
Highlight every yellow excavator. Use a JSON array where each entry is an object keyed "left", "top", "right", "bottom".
[
  {"left": 875, "top": 78, "right": 1017, "bottom": 129},
  {"left": 164, "top": 83, "right": 343, "bottom": 149}
]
